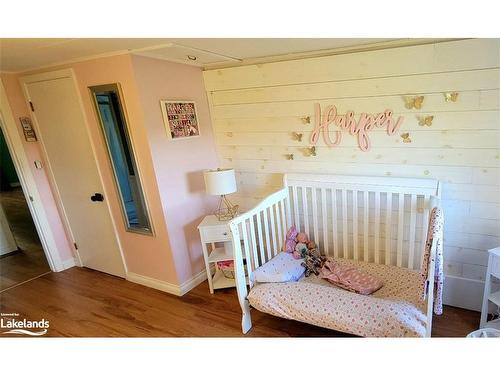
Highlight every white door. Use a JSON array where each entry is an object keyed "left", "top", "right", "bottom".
[{"left": 22, "top": 71, "right": 126, "bottom": 277}]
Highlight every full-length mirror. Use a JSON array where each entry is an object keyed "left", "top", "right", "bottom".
[{"left": 90, "top": 84, "right": 152, "bottom": 234}]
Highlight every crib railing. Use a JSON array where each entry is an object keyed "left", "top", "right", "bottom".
[
  {"left": 285, "top": 174, "right": 441, "bottom": 270},
  {"left": 229, "top": 187, "right": 289, "bottom": 332}
]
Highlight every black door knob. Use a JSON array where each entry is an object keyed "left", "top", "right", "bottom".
[{"left": 90, "top": 193, "right": 104, "bottom": 202}]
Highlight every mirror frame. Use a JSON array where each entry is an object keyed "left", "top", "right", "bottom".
[{"left": 89, "top": 83, "right": 154, "bottom": 236}]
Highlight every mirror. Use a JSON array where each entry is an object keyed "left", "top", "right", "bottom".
[{"left": 90, "top": 84, "right": 152, "bottom": 235}]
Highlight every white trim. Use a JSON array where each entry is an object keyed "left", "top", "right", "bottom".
[
  {"left": 126, "top": 268, "right": 209, "bottom": 296},
  {"left": 61, "top": 257, "right": 77, "bottom": 271},
  {"left": 179, "top": 268, "right": 210, "bottom": 295},
  {"left": 0, "top": 80, "right": 65, "bottom": 272}
]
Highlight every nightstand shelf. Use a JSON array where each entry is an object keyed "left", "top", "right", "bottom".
[
  {"left": 208, "top": 247, "right": 234, "bottom": 263},
  {"left": 480, "top": 247, "right": 500, "bottom": 329},
  {"left": 488, "top": 290, "right": 500, "bottom": 307}
]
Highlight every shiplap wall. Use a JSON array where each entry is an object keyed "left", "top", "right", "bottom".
[{"left": 203, "top": 39, "right": 500, "bottom": 311}]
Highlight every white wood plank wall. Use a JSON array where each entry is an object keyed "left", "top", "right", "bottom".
[{"left": 204, "top": 39, "right": 500, "bottom": 311}]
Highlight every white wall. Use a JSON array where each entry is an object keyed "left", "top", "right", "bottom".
[{"left": 204, "top": 39, "right": 500, "bottom": 311}]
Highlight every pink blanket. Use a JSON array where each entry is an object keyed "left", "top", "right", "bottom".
[
  {"left": 420, "top": 207, "right": 444, "bottom": 315},
  {"left": 319, "top": 259, "right": 383, "bottom": 295}
]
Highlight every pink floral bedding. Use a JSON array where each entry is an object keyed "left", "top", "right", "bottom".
[{"left": 247, "top": 258, "right": 427, "bottom": 337}]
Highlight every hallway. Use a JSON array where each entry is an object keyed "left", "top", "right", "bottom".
[{"left": 0, "top": 188, "right": 50, "bottom": 291}]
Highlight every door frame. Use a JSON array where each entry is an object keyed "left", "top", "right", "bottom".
[
  {"left": 19, "top": 68, "right": 128, "bottom": 275},
  {"left": 0, "top": 79, "right": 66, "bottom": 271}
]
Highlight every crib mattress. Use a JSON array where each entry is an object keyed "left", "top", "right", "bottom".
[{"left": 247, "top": 258, "right": 428, "bottom": 337}]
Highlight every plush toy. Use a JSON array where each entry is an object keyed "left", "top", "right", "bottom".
[
  {"left": 296, "top": 232, "right": 309, "bottom": 244},
  {"left": 284, "top": 225, "right": 298, "bottom": 253},
  {"left": 294, "top": 242, "right": 308, "bottom": 259},
  {"left": 301, "top": 251, "right": 326, "bottom": 277},
  {"left": 284, "top": 226, "right": 322, "bottom": 264},
  {"left": 307, "top": 241, "right": 316, "bottom": 250}
]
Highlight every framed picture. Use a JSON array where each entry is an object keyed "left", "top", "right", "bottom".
[
  {"left": 160, "top": 100, "right": 200, "bottom": 140},
  {"left": 19, "top": 116, "right": 37, "bottom": 142}
]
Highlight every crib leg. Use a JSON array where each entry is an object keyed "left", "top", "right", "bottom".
[{"left": 241, "top": 300, "right": 252, "bottom": 334}]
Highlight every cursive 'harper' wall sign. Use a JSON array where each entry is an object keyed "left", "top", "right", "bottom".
[{"left": 309, "top": 103, "right": 404, "bottom": 152}]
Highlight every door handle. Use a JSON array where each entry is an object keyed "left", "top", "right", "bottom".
[{"left": 90, "top": 193, "right": 104, "bottom": 202}]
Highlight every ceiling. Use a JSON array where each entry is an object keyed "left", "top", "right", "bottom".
[{"left": 0, "top": 38, "right": 408, "bottom": 72}]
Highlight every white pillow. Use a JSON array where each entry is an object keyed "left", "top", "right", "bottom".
[{"left": 251, "top": 251, "right": 305, "bottom": 283}]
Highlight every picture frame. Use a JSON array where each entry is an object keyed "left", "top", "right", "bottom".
[
  {"left": 19, "top": 116, "right": 37, "bottom": 142},
  {"left": 159, "top": 100, "right": 200, "bottom": 140}
]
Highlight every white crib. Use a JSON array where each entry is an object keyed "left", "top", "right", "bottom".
[{"left": 229, "top": 173, "right": 441, "bottom": 337}]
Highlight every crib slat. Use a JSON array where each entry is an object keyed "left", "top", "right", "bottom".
[
  {"left": 420, "top": 195, "right": 430, "bottom": 267},
  {"left": 275, "top": 203, "right": 283, "bottom": 252},
  {"left": 374, "top": 191, "right": 381, "bottom": 264},
  {"left": 249, "top": 216, "right": 259, "bottom": 269},
  {"left": 385, "top": 193, "right": 392, "bottom": 265},
  {"left": 311, "top": 188, "right": 319, "bottom": 244},
  {"left": 363, "top": 191, "right": 369, "bottom": 262},
  {"left": 280, "top": 199, "right": 287, "bottom": 247},
  {"left": 353, "top": 190, "right": 359, "bottom": 261},
  {"left": 331, "top": 188, "right": 339, "bottom": 258},
  {"left": 321, "top": 188, "right": 329, "bottom": 256},
  {"left": 292, "top": 186, "right": 300, "bottom": 232},
  {"left": 241, "top": 221, "right": 253, "bottom": 276},
  {"left": 263, "top": 208, "right": 272, "bottom": 260},
  {"left": 408, "top": 194, "right": 417, "bottom": 269},
  {"left": 286, "top": 187, "right": 292, "bottom": 229},
  {"left": 302, "top": 186, "right": 309, "bottom": 236},
  {"left": 256, "top": 212, "right": 266, "bottom": 264},
  {"left": 269, "top": 204, "right": 278, "bottom": 256},
  {"left": 342, "top": 189, "right": 348, "bottom": 258},
  {"left": 397, "top": 193, "right": 405, "bottom": 267}
]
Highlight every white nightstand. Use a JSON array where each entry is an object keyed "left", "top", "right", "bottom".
[
  {"left": 197, "top": 215, "right": 235, "bottom": 294},
  {"left": 480, "top": 247, "right": 500, "bottom": 329}
]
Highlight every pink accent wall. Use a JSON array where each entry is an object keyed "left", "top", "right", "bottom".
[
  {"left": 0, "top": 73, "right": 74, "bottom": 262},
  {"left": 2, "top": 53, "right": 219, "bottom": 286},
  {"left": 130, "top": 55, "right": 219, "bottom": 283}
]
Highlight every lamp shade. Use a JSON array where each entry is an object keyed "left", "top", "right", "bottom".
[{"left": 203, "top": 168, "right": 237, "bottom": 196}]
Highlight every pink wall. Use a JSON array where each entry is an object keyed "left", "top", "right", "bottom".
[
  {"left": 2, "top": 53, "right": 219, "bottom": 286},
  {"left": 0, "top": 73, "right": 74, "bottom": 262},
  {"left": 131, "top": 55, "right": 219, "bottom": 283}
]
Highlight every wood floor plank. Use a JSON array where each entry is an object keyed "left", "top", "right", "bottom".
[{"left": 0, "top": 267, "right": 480, "bottom": 337}]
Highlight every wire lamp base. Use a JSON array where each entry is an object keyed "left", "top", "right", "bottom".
[{"left": 214, "top": 195, "right": 239, "bottom": 221}]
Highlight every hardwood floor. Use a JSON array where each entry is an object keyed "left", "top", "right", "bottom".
[
  {"left": 0, "top": 267, "right": 480, "bottom": 337},
  {"left": 0, "top": 188, "right": 50, "bottom": 292}
]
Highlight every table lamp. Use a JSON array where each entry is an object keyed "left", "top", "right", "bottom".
[{"left": 203, "top": 168, "right": 239, "bottom": 221}]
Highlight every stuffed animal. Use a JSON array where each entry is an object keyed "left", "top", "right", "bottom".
[
  {"left": 284, "top": 226, "right": 322, "bottom": 264},
  {"left": 284, "top": 225, "right": 298, "bottom": 253},
  {"left": 294, "top": 242, "right": 308, "bottom": 259},
  {"left": 296, "top": 232, "right": 309, "bottom": 244},
  {"left": 301, "top": 251, "right": 326, "bottom": 277}
]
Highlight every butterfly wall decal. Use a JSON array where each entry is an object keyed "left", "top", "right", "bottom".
[
  {"left": 401, "top": 133, "right": 412, "bottom": 143},
  {"left": 404, "top": 95, "right": 424, "bottom": 110},
  {"left": 301, "top": 116, "right": 311, "bottom": 124},
  {"left": 306, "top": 146, "right": 317, "bottom": 156},
  {"left": 444, "top": 92, "right": 459, "bottom": 102},
  {"left": 285, "top": 154, "right": 294, "bottom": 160},
  {"left": 418, "top": 115, "right": 434, "bottom": 127},
  {"left": 292, "top": 132, "right": 303, "bottom": 142}
]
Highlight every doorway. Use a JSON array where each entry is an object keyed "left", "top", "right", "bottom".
[
  {"left": 0, "top": 126, "right": 50, "bottom": 291},
  {"left": 21, "top": 69, "right": 126, "bottom": 278}
]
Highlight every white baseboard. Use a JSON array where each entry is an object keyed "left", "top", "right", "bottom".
[
  {"left": 443, "top": 275, "right": 484, "bottom": 312},
  {"left": 126, "top": 269, "right": 208, "bottom": 297},
  {"left": 179, "top": 269, "right": 209, "bottom": 295},
  {"left": 58, "top": 257, "right": 76, "bottom": 271}
]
